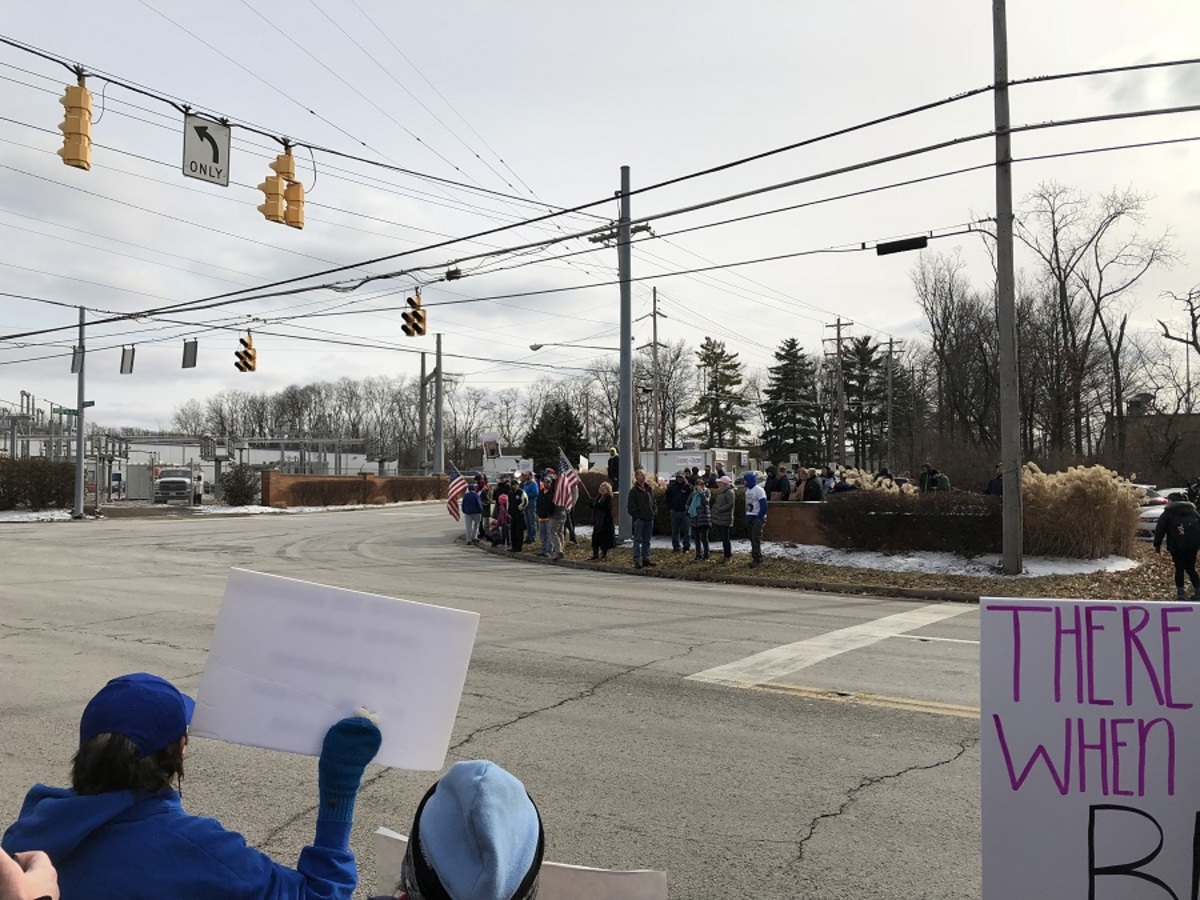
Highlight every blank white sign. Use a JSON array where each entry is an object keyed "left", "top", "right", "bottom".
[{"left": 191, "top": 568, "right": 479, "bottom": 770}]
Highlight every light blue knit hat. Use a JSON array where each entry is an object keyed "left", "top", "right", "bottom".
[{"left": 409, "top": 760, "right": 543, "bottom": 900}]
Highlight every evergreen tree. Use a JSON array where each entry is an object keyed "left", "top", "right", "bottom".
[
  {"left": 522, "top": 401, "right": 590, "bottom": 471},
  {"left": 759, "top": 338, "right": 823, "bottom": 463},
  {"left": 686, "top": 338, "right": 748, "bottom": 447},
  {"left": 842, "top": 336, "right": 887, "bottom": 469}
]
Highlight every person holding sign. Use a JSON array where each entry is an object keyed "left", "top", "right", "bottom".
[
  {"left": 371, "top": 760, "right": 544, "bottom": 900},
  {"left": 1154, "top": 491, "right": 1200, "bottom": 600},
  {"left": 2, "top": 673, "right": 382, "bottom": 900}
]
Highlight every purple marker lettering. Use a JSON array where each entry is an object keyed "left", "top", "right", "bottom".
[
  {"left": 1056, "top": 604, "right": 1084, "bottom": 704},
  {"left": 1076, "top": 716, "right": 1109, "bottom": 795},
  {"left": 986, "top": 604, "right": 1052, "bottom": 702},
  {"left": 992, "top": 713, "right": 1072, "bottom": 795},
  {"left": 1161, "top": 607, "right": 1194, "bottom": 710},
  {"left": 1122, "top": 606, "right": 1165, "bottom": 707},
  {"left": 1109, "top": 718, "right": 1134, "bottom": 797},
  {"left": 1084, "top": 605, "right": 1116, "bottom": 706},
  {"left": 1138, "top": 717, "right": 1176, "bottom": 797}
]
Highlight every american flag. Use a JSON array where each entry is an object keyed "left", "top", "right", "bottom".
[
  {"left": 553, "top": 449, "right": 581, "bottom": 509},
  {"left": 446, "top": 466, "right": 468, "bottom": 521}
]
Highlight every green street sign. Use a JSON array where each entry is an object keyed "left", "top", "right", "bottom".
[{"left": 52, "top": 407, "right": 78, "bottom": 416}]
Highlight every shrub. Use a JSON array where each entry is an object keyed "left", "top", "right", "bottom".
[
  {"left": 384, "top": 476, "right": 446, "bottom": 502},
  {"left": 24, "top": 458, "right": 74, "bottom": 510},
  {"left": 221, "top": 464, "right": 261, "bottom": 507},
  {"left": 289, "top": 478, "right": 368, "bottom": 507},
  {"left": 818, "top": 490, "right": 1001, "bottom": 556},
  {"left": 0, "top": 458, "right": 74, "bottom": 510},
  {"left": 1021, "top": 463, "right": 1138, "bottom": 559}
]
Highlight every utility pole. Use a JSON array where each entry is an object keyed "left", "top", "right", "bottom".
[
  {"left": 652, "top": 287, "right": 661, "bottom": 480},
  {"left": 824, "top": 318, "right": 849, "bottom": 467},
  {"left": 994, "top": 0, "right": 1023, "bottom": 575},
  {"left": 418, "top": 351, "right": 428, "bottom": 474},
  {"left": 433, "top": 333, "right": 444, "bottom": 475},
  {"left": 618, "top": 166, "right": 633, "bottom": 543},
  {"left": 885, "top": 338, "right": 903, "bottom": 470},
  {"left": 73, "top": 306, "right": 85, "bottom": 518}
]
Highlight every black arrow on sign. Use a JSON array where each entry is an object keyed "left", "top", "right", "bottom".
[{"left": 193, "top": 125, "right": 220, "bottom": 164}]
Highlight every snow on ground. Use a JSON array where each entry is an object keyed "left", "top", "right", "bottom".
[{"left": 0, "top": 504, "right": 1137, "bottom": 578}]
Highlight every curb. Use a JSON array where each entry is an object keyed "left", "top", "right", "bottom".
[{"left": 464, "top": 540, "right": 981, "bottom": 605}]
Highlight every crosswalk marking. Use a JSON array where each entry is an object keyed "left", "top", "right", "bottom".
[{"left": 687, "top": 603, "right": 972, "bottom": 688}]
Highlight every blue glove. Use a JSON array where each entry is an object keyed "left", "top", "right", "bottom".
[{"left": 315, "top": 715, "right": 382, "bottom": 848}]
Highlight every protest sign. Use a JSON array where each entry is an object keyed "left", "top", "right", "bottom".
[
  {"left": 982, "top": 598, "right": 1200, "bottom": 899},
  {"left": 373, "top": 827, "right": 668, "bottom": 900},
  {"left": 190, "top": 568, "right": 479, "bottom": 770}
]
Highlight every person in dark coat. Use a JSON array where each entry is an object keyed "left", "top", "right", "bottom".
[
  {"left": 984, "top": 463, "right": 1003, "bottom": 496},
  {"left": 665, "top": 472, "right": 692, "bottom": 553},
  {"left": 1154, "top": 492, "right": 1200, "bottom": 600},
  {"left": 606, "top": 449, "right": 619, "bottom": 483},
  {"left": 591, "top": 480, "right": 616, "bottom": 560}
]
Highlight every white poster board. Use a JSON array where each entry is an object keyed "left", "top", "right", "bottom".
[
  {"left": 518, "top": 458, "right": 534, "bottom": 474},
  {"left": 191, "top": 569, "right": 479, "bottom": 770},
  {"left": 374, "top": 828, "right": 668, "bottom": 900},
  {"left": 982, "top": 598, "right": 1200, "bottom": 899}
]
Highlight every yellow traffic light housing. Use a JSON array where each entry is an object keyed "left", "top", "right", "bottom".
[
  {"left": 284, "top": 180, "right": 304, "bottom": 230},
  {"left": 58, "top": 80, "right": 92, "bottom": 170},
  {"left": 234, "top": 331, "right": 257, "bottom": 372},
  {"left": 402, "top": 291, "right": 426, "bottom": 337},
  {"left": 258, "top": 149, "right": 304, "bottom": 229},
  {"left": 257, "top": 175, "right": 284, "bottom": 223}
]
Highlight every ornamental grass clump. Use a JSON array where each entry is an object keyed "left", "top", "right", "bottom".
[{"left": 1020, "top": 463, "right": 1139, "bottom": 559}]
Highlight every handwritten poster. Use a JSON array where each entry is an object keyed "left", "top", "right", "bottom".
[{"left": 982, "top": 598, "right": 1200, "bottom": 899}]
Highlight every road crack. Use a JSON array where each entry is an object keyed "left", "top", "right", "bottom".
[{"left": 793, "top": 735, "right": 978, "bottom": 864}]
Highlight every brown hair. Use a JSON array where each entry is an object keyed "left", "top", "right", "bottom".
[{"left": 72, "top": 733, "right": 185, "bottom": 795}]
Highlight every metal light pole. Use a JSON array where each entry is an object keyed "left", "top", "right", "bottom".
[
  {"left": 73, "top": 307, "right": 86, "bottom": 518},
  {"left": 994, "top": 0, "right": 1023, "bottom": 574},
  {"left": 433, "top": 333, "right": 444, "bottom": 475}
]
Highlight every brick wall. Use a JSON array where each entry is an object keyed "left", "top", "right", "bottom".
[
  {"left": 762, "top": 501, "right": 830, "bottom": 546},
  {"left": 259, "top": 471, "right": 446, "bottom": 508}
]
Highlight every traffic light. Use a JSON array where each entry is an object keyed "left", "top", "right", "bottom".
[
  {"left": 402, "top": 290, "right": 427, "bottom": 337},
  {"left": 258, "top": 150, "right": 304, "bottom": 229},
  {"left": 284, "top": 180, "right": 304, "bottom": 229},
  {"left": 58, "top": 80, "right": 92, "bottom": 170},
  {"left": 257, "top": 175, "right": 284, "bottom": 223},
  {"left": 234, "top": 331, "right": 257, "bottom": 372}
]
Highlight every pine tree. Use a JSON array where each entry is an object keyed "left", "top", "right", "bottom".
[
  {"left": 522, "top": 401, "right": 590, "bottom": 471},
  {"left": 842, "top": 336, "right": 886, "bottom": 468},
  {"left": 686, "top": 338, "right": 748, "bottom": 447},
  {"left": 760, "top": 338, "right": 823, "bottom": 463}
]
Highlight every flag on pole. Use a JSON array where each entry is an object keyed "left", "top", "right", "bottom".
[
  {"left": 446, "top": 466, "right": 468, "bottom": 521},
  {"left": 553, "top": 449, "right": 581, "bottom": 509}
]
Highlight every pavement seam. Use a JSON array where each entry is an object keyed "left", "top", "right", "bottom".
[{"left": 792, "top": 735, "right": 979, "bottom": 865}]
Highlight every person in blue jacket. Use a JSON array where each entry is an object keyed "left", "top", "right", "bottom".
[
  {"left": 2, "top": 672, "right": 381, "bottom": 900},
  {"left": 743, "top": 471, "right": 768, "bottom": 568}
]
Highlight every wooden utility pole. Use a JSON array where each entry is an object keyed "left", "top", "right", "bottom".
[{"left": 824, "top": 318, "right": 849, "bottom": 466}]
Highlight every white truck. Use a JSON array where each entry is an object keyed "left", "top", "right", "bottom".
[{"left": 153, "top": 466, "right": 203, "bottom": 505}]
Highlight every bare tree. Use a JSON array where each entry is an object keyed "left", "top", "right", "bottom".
[{"left": 170, "top": 399, "right": 206, "bottom": 435}]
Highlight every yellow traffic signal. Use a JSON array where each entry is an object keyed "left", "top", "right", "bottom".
[
  {"left": 58, "top": 80, "right": 92, "bottom": 170},
  {"left": 402, "top": 290, "right": 427, "bottom": 337},
  {"left": 234, "top": 331, "right": 257, "bottom": 372},
  {"left": 284, "top": 180, "right": 304, "bottom": 230},
  {"left": 258, "top": 150, "right": 304, "bottom": 229},
  {"left": 257, "top": 175, "right": 284, "bottom": 222}
]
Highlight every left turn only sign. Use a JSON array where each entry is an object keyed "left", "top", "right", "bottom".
[{"left": 182, "top": 115, "right": 231, "bottom": 186}]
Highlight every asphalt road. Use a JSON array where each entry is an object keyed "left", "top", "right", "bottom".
[{"left": 0, "top": 503, "right": 982, "bottom": 899}]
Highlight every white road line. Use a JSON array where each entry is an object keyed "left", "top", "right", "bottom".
[{"left": 687, "top": 603, "right": 973, "bottom": 687}]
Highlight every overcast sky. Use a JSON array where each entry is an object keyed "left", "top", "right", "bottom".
[{"left": 2, "top": 1, "right": 1198, "bottom": 430}]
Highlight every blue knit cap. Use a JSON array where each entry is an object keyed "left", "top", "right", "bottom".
[
  {"left": 407, "top": 760, "right": 543, "bottom": 900},
  {"left": 80, "top": 673, "right": 195, "bottom": 758}
]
